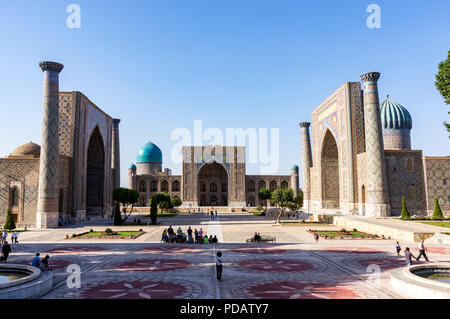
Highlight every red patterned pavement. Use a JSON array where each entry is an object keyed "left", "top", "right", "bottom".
[
  {"left": 116, "top": 258, "right": 191, "bottom": 271},
  {"left": 237, "top": 259, "right": 312, "bottom": 272}
]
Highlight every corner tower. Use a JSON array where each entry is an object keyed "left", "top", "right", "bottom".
[{"left": 360, "top": 72, "right": 390, "bottom": 217}]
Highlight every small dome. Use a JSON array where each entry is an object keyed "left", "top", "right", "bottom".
[
  {"left": 292, "top": 165, "right": 299, "bottom": 170},
  {"left": 129, "top": 163, "right": 137, "bottom": 170},
  {"left": 380, "top": 95, "right": 412, "bottom": 130},
  {"left": 136, "top": 141, "right": 162, "bottom": 163},
  {"left": 11, "top": 142, "right": 41, "bottom": 157}
]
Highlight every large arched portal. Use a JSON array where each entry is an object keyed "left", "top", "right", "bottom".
[
  {"left": 198, "top": 162, "right": 228, "bottom": 206},
  {"left": 321, "top": 130, "right": 339, "bottom": 208},
  {"left": 86, "top": 127, "right": 105, "bottom": 215}
]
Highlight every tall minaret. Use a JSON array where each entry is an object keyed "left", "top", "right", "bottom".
[
  {"left": 299, "top": 122, "right": 313, "bottom": 212},
  {"left": 360, "top": 72, "right": 390, "bottom": 217},
  {"left": 111, "top": 119, "right": 121, "bottom": 190},
  {"left": 290, "top": 165, "right": 299, "bottom": 197},
  {"left": 128, "top": 164, "right": 137, "bottom": 190},
  {"left": 36, "top": 61, "right": 64, "bottom": 229}
]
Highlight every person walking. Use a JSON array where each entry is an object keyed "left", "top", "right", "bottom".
[
  {"left": 416, "top": 239, "right": 430, "bottom": 262},
  {"left": 404, "top": 247, "right": 415, "bottom": 266},
  {"left": 314, "top": 232, "right": 319, "bottom": 243},
  {"left": 395, "top": 242, "right": 401, "bottom": 256},
  {"left": 2, "top": 230, "right": 7, "bottom": 244},
  {"left": 216, "top": 251, "right": 223, "bottom": 280},
  {"left": 215, "top": 210, "right": 218, "bottom": 219},
  {"left": 1, "top": 241, "right": 11, "bottom": 263}
]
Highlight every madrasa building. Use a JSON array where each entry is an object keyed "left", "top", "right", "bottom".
[
  {"left": 0, "top": 61, "right": 120, "bottom": 229},
  {"left": 300, "top": 72, "right": 449, "bottom": 217},
  {"left": 128, "top": 144, "right": 300, "bottom": 209}
]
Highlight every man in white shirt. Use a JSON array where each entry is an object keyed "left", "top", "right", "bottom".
[{"left": 416, "top": 239, "right": 429, "bottom": 262}]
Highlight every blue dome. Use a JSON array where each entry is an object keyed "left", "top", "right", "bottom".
[
  {"left": 136, "top": 141, "right": 162, "bottom": 163},
  {"left": 380, "top": 95, "right": 412, "bottom": 130},
  {"left": 292, "top": 165, "right": 299, "bottom": 170},
  {"left": 129, "top": 163, "right": 136, "bottom": 170}
]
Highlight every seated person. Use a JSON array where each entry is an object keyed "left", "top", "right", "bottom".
[
  {"left": 182, "top": 233, "right": 187, "bottom": 243},
  {"left": 40, "top": 255, "right": 51, "bottom": 271},
  {"left": 212, "top": 235, "right": 218, "bottom": 243},
  {"left": 31, "top": 253, "right": 41, "bottom": 268},
  {"left": 203, "top": 235, "right": 209, "bottom": 244},
  {"left": 209, "top": 235, "right": 213, "bottom": 243}
]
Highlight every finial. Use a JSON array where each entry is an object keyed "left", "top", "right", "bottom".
[{"left": 387, "top": 94, "right": 390, "bottom": 98}]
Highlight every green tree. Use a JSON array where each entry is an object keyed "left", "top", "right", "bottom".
[
  {"left": 400, "top": 196, "right": 411, "bottom": 220},
  {"left": 112, "top": 188, "right": 139, "bottom": 223},
  {"left": 258, "top": 188, "right": 271, "bottom": 211},
  {"left": 432, "top": 197, "right": 444, "bottom": 219},
  {"left": 4, "top": 209, "right": 16, "bottom": 230},
  {"left": 171, "top": 196, "right": 182, "bottom": 208},
  {"left": 271, "top": 188, "right": 294, "bottom": 224},
  {"left": 113, "top": 202, "right": 122, "bottom": 226},
  {"left": 288, "top": 193, "right": 304, "bottom": 212},
  {"left": 150, "top": 195, "right": 158, "bottom": 225},
  {"left": 435, "top": 50, "right": 450, "bottom": 137}
]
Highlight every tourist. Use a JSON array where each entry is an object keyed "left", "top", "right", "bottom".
[
  {"left": 40, "top": 255, "right": 51, "bottom": 271},
  {"left": 416, "top": 239, "right": 430, "bottom": 262},
  {"left": 395, "top": 242, "right": 401, "bottom": 256},
  {"left": 216, "top": 251, "right": 223, "bottom": 280},
  {"left": 1, "top": 241, "right": 11, "bottom": 262},
  {"left": 287, "top": 213, "right": 290, "bottom": 220},
  {"left": 161, "top": 229, "right": 167, "bottom": 243},
  {"left": 203, "top": 235, "right": 209, "bottom": 244},
  {"left": 215, "top": 210, "right": 218, "bottom": 219},
  {"left": 187, "top": 227, "right": 193, "bottom": 243},
  {"left": 182, "top": 233, "right": 187, "bottom": 243},
  {"left": 209, "top": 235, "right": 213, "bottom": 243},
  {"left": 194, "top": 229, "right": 198, "bottom": 243},
  {"left": 167, "top": 226, "right": 174, "bottom": 242},
  {"left": 210, "top": 211, "right": 214, "bottom": 220},
  {"left": 213, "top": 235, "right": 218, "bottom": 244},
  {"left": 253, "top": 232, "right": 258, "bottom": 242},
  {"left": 199, "top": 228, "right": 203, "bottom": 239},
  {"left": 11, "top": 231, "right": 18, "bottom": 244},
  {"left": 314, "top": 232, "right": 319, "bottom": 243},
  {"left": 2, "top": 230, "right": 7, "bottom": 244},
  {"left": 32, "top": 253, "right": 41, "bottom": 268},
  {"left": 177, "top": 227, "right": 183, "bottom": 242},
  {"left": 404, "top": 247, "right": 415, "bottom": 266}
]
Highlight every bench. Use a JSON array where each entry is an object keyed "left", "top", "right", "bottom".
[{"left": 246, "top": 235, "right": 276, "bottom": 244}]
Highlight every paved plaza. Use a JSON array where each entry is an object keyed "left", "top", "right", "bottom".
[{"left": 6, "top": 212, "right": 450, "bottom": 299}]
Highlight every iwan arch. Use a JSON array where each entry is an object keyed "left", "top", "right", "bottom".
[{"left": 301, "top": 72, "right": 450, "bottom": 217}]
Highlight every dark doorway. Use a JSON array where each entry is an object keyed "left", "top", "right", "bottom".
[{"left": 86, "top": 127, "right": 105, "bottom": 216}]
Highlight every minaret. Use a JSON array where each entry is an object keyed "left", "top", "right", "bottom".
[
  {"left": 36, "top": 61, "right": 64, "bottom": 229},
  {"left": 128, "top": 164, "right": 137, "bottom": 190},
  {"left": 299, "top": 122, "right": 313, "bottom": 212},
  {"left": 360, "top": 72, "right": 390, "bottom": 217},
  {"left": 291, "top": 165, "right": 299, "bottom": 197},
  {"left": 111, "top": 119, "right": 121, "bottom": 190}
]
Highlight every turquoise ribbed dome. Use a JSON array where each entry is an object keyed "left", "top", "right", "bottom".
[
  {"left": 136, "top": 141, "right": 162, "bottom": 163},
  {"left": 380, "top": 95, "right": 412, "bottom": 130},
  {"left": 129, "top": 163, "right": 136, "bottom": 170},
  {"left": 292, "top": 165, "right": 299, "bottom": 170}
]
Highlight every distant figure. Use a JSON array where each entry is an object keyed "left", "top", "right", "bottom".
[
  {"left": 395, "top": 242, "right": 401, "bottom": 256},
  {"left": 416, "top": 239, "right": 430, "bottom": 262},
  {"left": 209, "top": 235, "right": 213, "bottom": 243},
  {"left": 194, "top": 229, "right": 198, "bottom": 243},
  {"left": 32, "top": 253, "right": 41, "bottom": 268},
  {"left": 216, "top": 251, "right": 223, "bottom": 280},
  {"left": 161, "top": 229, "right": 167, "bottom": 243},
  {"left": 2, "top": 231, "right": 7, "bottom": 243},
  {"left": 11, "top": 232, "right": 18, "bottom": 244},
  {"left": 199, "top": 228, "right": 203, "bottom": 238},
  {"left": 203, "top": 235, "right": 209, "bottom": 244},
  {"left": 314, "top": 233, "right": 319, "bottom": 243},
  {"left": 213, "top": 235, "right": 218, "bottom": 244},
  {"left": 215, "top": 211, "right": 218, "bottom": 219},
  {"left": 1, "top": 241, "right": 11, "bottom": 262},
  {"left": 40, "top": 255, "right": 51, "bottom": 271},
  {"left": 404, "top": 247, "right": 415, "bottom": 266}
]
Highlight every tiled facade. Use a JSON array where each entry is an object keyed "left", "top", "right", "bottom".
[{"left": 302, "top": 72, "right": 449, "bottom": 216}]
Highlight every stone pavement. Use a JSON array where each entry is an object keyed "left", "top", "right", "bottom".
[{"left": 4, "top": 212, "right": 450, "bottom": 299}]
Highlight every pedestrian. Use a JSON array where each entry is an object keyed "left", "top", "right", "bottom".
[
  {"left": 161, "top": 229, "right": 167, "bottom": 243},
  {"left": 216, "top": 251, "right": 223, "bottom": 280},
  {"left": 314, "top": 232, "right": 319, "bottom": 243},
  {"left": 404, "top": 247, "right": 415, "bottom": 266},
  {"left": 203, "top": 235, "right": 209, "bottom": 244},
  {"left": 199, "top": 228, "right": 203, "bottom": 238},
  {"left": 287, "top": 213, "right": 290, "bottom": 220},
  {"left": 215, "top": 210, "right": 218, "bottom": 219},
  {"left": 2, "top": 230, "right": 7, "bottom": 244},
  {"left": 213, "top": 235, "right": 218, "bottom": 244},
  {"left": 187, "top": 226, "right": 193, "bottom": 243},
  {"left": 32, "top": 253, "right": 41, "bottom": 268},
  {"left": 395, "top": 242, "right": 401, "bottom": 256},
  {"left": 1, "top": 241, "right": 11, "bottom": 263},
  {"left": 416, "top": 239, "right": 430, "bottom": 262},
  {"left": 167, "top": 225, "right": 174, "bottom": 243},
  {"left": 194, "top": 229, "right": 198, "bottom": 243},
  {"left": 209, "top": 235, "right": 213, "bottom": 243},
  {"left": 40, "top": 255, "right": 51, "bottom": 271}
]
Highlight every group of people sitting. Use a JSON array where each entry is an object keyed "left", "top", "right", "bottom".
[
  {"left": 31, "top": 253, "right": 52, "bottom": 271},
  {"left": 161, "top": 226, "right": 219, "bottom": 244},
  {"left": 253, "top": 232, "right": 262, "bottom": 242}
]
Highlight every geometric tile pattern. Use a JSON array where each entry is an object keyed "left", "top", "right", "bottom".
[{"left": 423, "top": 157, "right": 450, "bottom": 213}]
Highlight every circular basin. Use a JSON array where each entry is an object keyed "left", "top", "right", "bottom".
[{"left": 0, "top": 264, "right": 53, "bottom": 299}]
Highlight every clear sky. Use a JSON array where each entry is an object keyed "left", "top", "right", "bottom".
[{"left": 0, "top": 0, "right": 449, "bottom": 187}]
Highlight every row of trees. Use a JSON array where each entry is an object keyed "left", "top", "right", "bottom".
[
  {"left": 401, "top": 196, "right": 444, "bottom": 220},
  {"left": 112, "top": 187, "right": 183, "bottom": 226},
  {"left": 258, "top": 187, "right": 304, "bottom": 224}
]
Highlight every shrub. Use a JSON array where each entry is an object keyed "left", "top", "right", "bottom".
[
  {"left": 72, "top": 233, "right": 77, "bottom": 238},
  {"left": 105, "top": 228, "right": 113, "bottom": 234},
  {"left": 401, "top": 196, "right": 411, "bottom": 220},
  {"left": 138, "top": 229, "right": 143, "bottom": 232},
  {"left": 256, "top": 206, "right": 263, "bottom": 212},
  {"left": 4, "top": 209, "right": 16, "bottom": 230},
  {"left": 89, "top": 229, "right": 94, "bottom": 233},
  {"left": 353, "top": 228, "right": 357, "bottom": 232},
  {"left": 340, "top": 228, "right": 346, "bottom": 233},
  {"left": 150, "top": 196, "right": 158, "bottom": 225},
  {"left": 432, "top": 197, "right": 444, "bottom": 219}
]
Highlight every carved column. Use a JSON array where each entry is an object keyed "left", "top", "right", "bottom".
[
  {"left": 360, "top": 72, "right": 390, "bottom": 217},
  {"left": 36, "top": 61, "right": 64, "bottom": 229},
  {"left": 111, "top": 119, "right": 121, "bottom": 190},
  {"left": 300, "top": 122, "right": 313, "bottom": 212}
]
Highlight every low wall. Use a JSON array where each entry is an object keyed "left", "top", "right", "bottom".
[{"left": 332, "top": 216, "right": 435, "bottom": 242}]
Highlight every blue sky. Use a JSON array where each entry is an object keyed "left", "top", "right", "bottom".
[{"left": 0, "top": 0, "right": 449, "bottom": 187}]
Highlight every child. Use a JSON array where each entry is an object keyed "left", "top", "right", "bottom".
[{"left": 395, "top": 242, "right": 401, "bottom": 256}]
